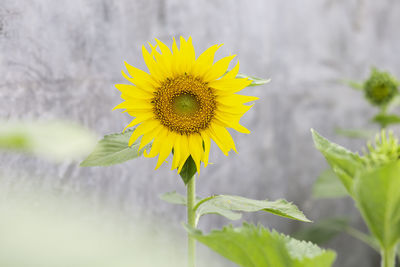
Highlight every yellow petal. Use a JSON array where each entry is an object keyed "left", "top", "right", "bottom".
[
  {"left": 115, "top": 84, "right": 153, "bottom": 99},
  {"left": 171, "top": 134, "right": 182, "bottom": 170},
  {"left": 177, "top": 135, "right": 190, "bottom": 173},
  {"left": 139, "top": 125, "right": 162, "bottom": 151},
  {"left": 123, "top": 114, "right": 153, "bottom": 132},
  {"left": 210, "top": 78, "right": 252, "bottom": 94},
  {"left": 200, "top": 131, "right": 211, "bottom": 167},
  {"left": 192, "top": 44, "right": 223, "bottom": 77},
  {"left": 188, "top": 134, "right": 203, "bottom": 173},
  {"left": 144, "top": 127, "right": 169, "bottom": 158},
  {"left": 123, "top": 61, "right": 159, "bottom": 90},
  {"left": 217, "top": 94, "right": 259, "bottom": 105},
  {"left": 155, "top": 131, "right": 176, "bottom": 169},
  {"left": 128, "top": 120, "right": 161, "bottom": 146},
  {"left": 222, "top": 61, "right": 240, "bottom": 80},
  {"left": 203, "top": 55, "right": 236, "bottom": 82}
]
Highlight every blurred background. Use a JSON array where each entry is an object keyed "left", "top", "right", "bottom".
[{"left": 1, "top": 0, "right": 400, "bottom": 266}]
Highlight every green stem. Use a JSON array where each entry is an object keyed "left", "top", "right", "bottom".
[
  {"left": 381, "top": 247, "right": 396, "bottom": 267},
  {"left": 187, "top": 175, "right": 196, "bottom": 267}
]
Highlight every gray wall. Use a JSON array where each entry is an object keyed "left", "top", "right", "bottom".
[{"left": 2, "top": 0, "right": 400, "bottom": 266}]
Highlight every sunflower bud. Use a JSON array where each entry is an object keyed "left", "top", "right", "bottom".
[
  {"left": 361, "top": 130, "right": 400, "bottom": 169},
  {"left": 363, "top": 68, "right": 399, "bottom": 107}
]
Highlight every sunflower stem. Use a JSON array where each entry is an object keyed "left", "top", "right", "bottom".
[
  {"left": 381, "top": 246, "right": 396, "bottom": 267},
  {"left": 187, "top": 174, "right": 197, "bottom": 267}
]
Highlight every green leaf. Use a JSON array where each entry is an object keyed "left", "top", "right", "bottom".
[
  {"left": 334, "top": 128, "right": 374, "bottom": 139},
  {"left": 237, "top": 73, "right": 271, "bottom": 87},
  {"left": 371, "top": 113, "right": 400, "bottom": 128},
  {"left": 186, "top": 223, "right": 336, "bottom": 267},
  {"left": 294, "top": 217, "right": 349, "bottom": 244},
  {"left": 195, "top": 195, "right": 311, "bottom": 222},
  {"left": 341, "top": 79, "right": 364, "bottom": 90},
  {"left": 353, "top": 161, "right": 400, "bottom": 249},
  {"left": 80, "top": 129, "right": 150, "bottom": 167},
  {"left": 311, "top": 129, "right": 362, "bottom": 194},
  {"left": 0, "top": 120, "right": 96, "bottom": 161},
  {"left": 312, "top": 169, "right": 349, "bottom": 199},
  {"left": 159, "top": 191, "right": 187, "bottom": 206},
  {"left": 179, "top": 156, "right": 197, "bottom": 185}
]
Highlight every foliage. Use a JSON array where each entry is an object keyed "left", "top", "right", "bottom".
[
  {"left": 236, "top": 73, "right": 271, "bottom": 87},
  {"left": 0, "top": 120, "right": 96, "bottom": 161},
  {"left": 186, "top": 223, "right": 336, "bottom": 267},
  {"left": 160, "top": 192, "right": 311, "bottom": 223},
  {"left": 312, "top": 129, "right": 400, "bottom": 265},
  {"left": 312, "top": 169, "right": 348, "bottom": 199},
  {"left": 80, "top": 129, "right": 151, "bottom": 167}
]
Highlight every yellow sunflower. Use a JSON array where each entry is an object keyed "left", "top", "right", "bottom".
[{"left": 114, "top": 37, "right": 257, "bottom": 173}]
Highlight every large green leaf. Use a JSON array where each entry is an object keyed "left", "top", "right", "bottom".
[
  {"left": 160, "top": 192, "right": 310, "bottom": 222},
  {"left": 294, "top": 217, "right": 349, "bottom": 245},
  {"left": 186, "top": 223, "right": 336, "bottom": 267},
  {"left": 237, "top": 73, "right": 271, "bottom": 87},
  {"left": 195, "top": 195, "right": 311, "bottom": 222},
  {"left": 371, "top": 113, "right": 400, "bottom": 128},
  {"left": 80, "top": 129, "right": 150, "bottom": 167},
  {"left": 0, "top": 120, "right": 96, "bottom": 161},
  {"left": 312, "top": 169, "right": 348, "bottom": 199},
  {"left": 353, "top": 161, "right": 400, "bottom": 249},
  {"left": 311, "top": 129, "right": 362, "bottom": 194}
]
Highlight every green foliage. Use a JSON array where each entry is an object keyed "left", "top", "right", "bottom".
[
  {"left": 160, "top": 192, "right": 311, "bottom": 223},
  {"left": 372, "top": 113, "right": 400, "bottom": 128},
  {"left": 354, "top": 161, "right": 400, "bottom": 249},
  {"left": 342, "top": 79, "right": 364, "bottom": 90},
  {"left": 195, "top": 195, "right": 311, "bottom": 222},
  {"left": 360, "top": 130, "right": 400, "bottom": 169},
  {"left": 186, "top": 223, "right": 336, "bottom": 267},
  {"left": 0, "top": 120, "right": 96, "bottom": 161},
  {"left": 80, "top": 129, "right": 150, "bottom": 167},
  {"left": 294, "top": 217, "right": 349, "bottom": 245},
  {"left": 311, "top": 129, "right": 362, "bottom": 194},
  {"left": 363, "top": 68, "right": 399, "bottom": 107},
  {"left": 179, "top": 156, "right": 197, "bottom": 185},
  {"left": 334, "top": 128, "right": 374, "bottom": 139},
  {"left": 237, "top": 73, "right": 271, "bottom": 87},
  {"left": 312, "top": 169, "right": 348, "bottom": 199}
]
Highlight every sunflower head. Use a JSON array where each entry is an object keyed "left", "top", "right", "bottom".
[
  {"left": 361, "top": 130, "right": 400, "bottom": 169},
  {"left": 114, "top": 37, "right": 257, "bottom": 174},
  {"left": 363, "top": 68, "right": 398, "bottom": 107}
]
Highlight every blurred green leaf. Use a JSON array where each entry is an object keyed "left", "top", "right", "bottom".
[
  {"left": 294, "top": 217, "right": 349, "bottom": 244},
  {"left": 311, "top": 129, "right": 363, "bottom": 194},
  {"left": 186, "top": 223, "right": 336, "bottom": 267},
  {"left": 334, "top": 128, "right": 374, "bottom": 139},
  {"left": 195, "top": 195, "right": 311, "bottom": 222},
  {"left": 354, "top": 161, "right": 400, "bottom": 249},
  {"left": 159, "top": 191, "right": 202, "bottom": 206},
  {"left": 371, "top": 113, "right": 400, "bottom": 128},
  {"left": 0, "top": 120, "right": 96, "bottom": 161},
  {"left": 80, "top": 129, "right": 150, "bottom": 167},
  {"left": 237, "top": 73, "right": 271, "bottom": 87},
  {"left": 159, "top": 191, "right": 187, "bottom": 206},
  {"left": 312, "top": 169, "right": 348, "bottom": 199},
  {"left": 341, "top": 79, "right": 364, "bottom": 90}
]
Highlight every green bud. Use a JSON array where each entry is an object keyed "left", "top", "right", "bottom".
[
  {"left": 361, "top": 130, "right": 400, "bottom": 169},
  {"left": 363, "top": 68, "right": 399, "bottom": 107}
]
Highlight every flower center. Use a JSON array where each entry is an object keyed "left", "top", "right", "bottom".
[
  {"left": 172, "top": 93, "right": 200, "bottom": 116},
  {"left": 153, "top": 74, "right": 216, "bottom": 135}
]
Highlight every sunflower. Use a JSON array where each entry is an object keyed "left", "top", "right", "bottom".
[{"left": 114, "top": 37, "right": 257, "bottom": 173}]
